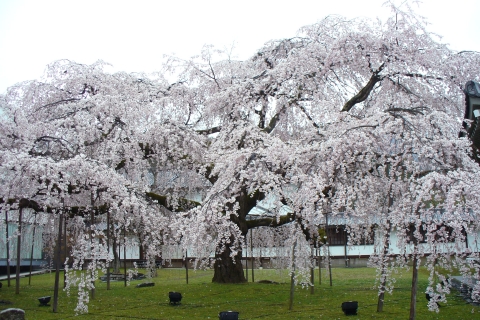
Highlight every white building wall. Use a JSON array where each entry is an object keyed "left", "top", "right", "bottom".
[{"left": 0, "top": 223, "right": 43, "bottom": 260}]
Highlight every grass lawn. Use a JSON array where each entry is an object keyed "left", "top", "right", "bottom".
[{"left": 0, "top": 267, "right": 478, "bottom": 319}]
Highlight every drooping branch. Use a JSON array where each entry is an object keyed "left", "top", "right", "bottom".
[
  {"left": 36, "top": 98, "right": 81, "bottom": 111},
  {"left": 84, "top": 117, "right": 126, "bottom": 147},
  {"left": 385, "top": 107, "right": 426, "bottom": 116},
  {"left": 145, "top": 192, "right": 200, "bottom": 212},
  {"left": 0, "top": 197, "right": 109, "bottom": 217},
  {"left": 246, "top": 212, "right": 294, "bottom": 229},
  {"left": 195, "top": 126, "right": 222, "bottom": 135},
  {"left": 297, "top": 102, "right": 320, "bottom": 129}
]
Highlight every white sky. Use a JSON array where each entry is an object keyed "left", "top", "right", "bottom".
[{"left": 0, "top": 0, "right": 479, "bottom": 93}]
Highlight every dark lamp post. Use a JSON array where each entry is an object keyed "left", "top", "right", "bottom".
[{"left": 461, "top": 80, "right": 480, "bottom": 149}]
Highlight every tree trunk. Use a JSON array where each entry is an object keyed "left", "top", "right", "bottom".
[
  {"left": 212, "top": 239, "right": 246, "bottom": 283},
  {"left": 212, "top": 189, "right": 251, "bottom": 283}
]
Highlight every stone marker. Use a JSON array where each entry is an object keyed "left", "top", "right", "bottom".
[{"left": 0, "top": 308, "right": 25, "bottom": 320}]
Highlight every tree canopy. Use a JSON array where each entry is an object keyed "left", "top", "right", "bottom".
[{"left": 1, "top": 1, "right": 480, "bottom": 316}]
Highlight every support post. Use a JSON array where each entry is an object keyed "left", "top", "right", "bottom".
[
  {"left": 28, "top": 213, "right": 37, "bottom": 286},
  {"left": 325, "top": 212, "right": 332, "bottom": 286},
  {"left": 185, "top": 250, "right": 189, "bottom": 284},
  {"left": 15, "top": 206, "right": 23, "bottom": 295},
  {"left": 318, "top": 255, "right": 322, "bottom": 285},
  {"left": 89, "top": 194, "right": 95, "bottom": 300},
  {"left": 250, "top": 230, "right": 254, "bottom": 283},
  {"left": 106, "top": 210, "right": 111, "bottom": 290},
  {"left": 123, "top": 226, "right": 127, "bottom": 287},
  {"left": 245, "top": 232, "right": 249, "bottom": 282},
  {"left": 289, "top": 238, "right": 297, "bottom": 311},
  {"left": 63, "top": 216, "right": 67, "bottom": 288},
  {"left": 409, "top": 251, "right": 419, "bottom": 320},
  {"left": 53, "top": 212, "right": 63, "bottom": 313},
  {"left": 344, "top": 228, "right": 349, "bottom": 268},
  {"left": 310, "top": 246, "right": 315, "bottom": 294},
  {"left": 5, "top": 211, "right": 11, "bottom": 287}
]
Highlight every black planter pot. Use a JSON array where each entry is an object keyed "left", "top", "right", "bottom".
[
  {"left": 38, "top": 296, "right": 51, "bottom": 306},
  {"left": 341, "top": 301, "right": 358, "bottom": 315},
  {"left": 169, "top": 292, "right": 182, "bottom": 305},
  {"left": 219, "top": 311, "right": 239, "bottom": 320}
]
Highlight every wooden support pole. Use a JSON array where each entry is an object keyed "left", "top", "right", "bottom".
[
  {"left": 245, "top": 232, "right": 249, "bottom": 282},
  {"left": 310, "top": 246, "right": 314, "bottom": 294},
  {"left": 123, "top": 226, "right": 127, "bottom": 287},
  {"left": 53, "top": 212, "right": 64, "bottom": 313},
  {"left": 15, "top": 207, "right": 23, "bottom": 295},
  {"left": 185, "top": 250, "right": 189, "bottom": 284},
  {"left": 289, "top": 238, "right": 297, "bottom": 311},
  {"left": 5, "top": 211, "right": 11, "bottom": 287},
  {"left": 106, "top": 210, "right": 111, "bottom": 290},
  {"left": 28, "top": 213, "right": 37, "bottom": 286},
  {"left": 251, "top": 230, "right": 255, "bottom": 283},
  {"left": 63, "top": 216, "right": 67, "bottom": 288}
]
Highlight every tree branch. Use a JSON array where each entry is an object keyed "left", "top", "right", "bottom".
[
  {"left": 196, "top": 126, "right": 222, "bottom": 135},
  {"left": 246, "top": 212, "right": 294, "bottom": 229},
  {"left": 342, "top": 63, "right": 385, "bottom": 112}
]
